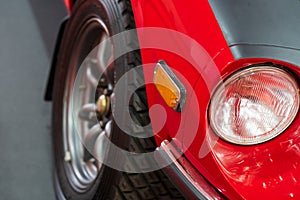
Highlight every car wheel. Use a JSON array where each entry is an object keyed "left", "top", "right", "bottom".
[{"left": 52, "top": 0, "right": 184, "bottom": 199}]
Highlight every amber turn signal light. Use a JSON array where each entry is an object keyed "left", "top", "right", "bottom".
[{"left": 154, "top": 60, "right": 186, "bottom": 112}]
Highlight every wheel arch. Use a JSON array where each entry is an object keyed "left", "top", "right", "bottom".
[{"left": 44, "top": 17, "right": 69, "bottom": 101}]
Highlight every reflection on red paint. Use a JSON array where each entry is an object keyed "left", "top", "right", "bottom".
[{"left": 64, "top": 0, "right": 72, "bottom": 13}]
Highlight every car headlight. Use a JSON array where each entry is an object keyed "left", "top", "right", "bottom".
[{"left": 209, "top": 65, "right": 299, "bottom": 145}]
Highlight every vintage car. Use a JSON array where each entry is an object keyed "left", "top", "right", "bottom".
[{"left": 45, "top": 0, "right": 300, "bottom": 199}]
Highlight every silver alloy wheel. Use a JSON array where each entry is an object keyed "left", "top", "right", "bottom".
[{"left": 62, "top": 18, "right": 114, "bottom": 192}]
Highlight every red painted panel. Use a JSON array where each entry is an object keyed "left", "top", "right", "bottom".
[
  {"left": 131, "top": 0, "right": 300, "bottom": 199},
  {"left": 64, "top": 0, "right": 72, "bottom": 13},
  {"left": 130, "top": 0, "right": 239, "bottom": 198}
]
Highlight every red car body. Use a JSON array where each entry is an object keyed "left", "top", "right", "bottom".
[{"left": 62, "top": 0, "right": 300, "bottom": 199}]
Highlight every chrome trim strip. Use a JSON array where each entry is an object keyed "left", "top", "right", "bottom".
[{"left": 157, "top": 140, "right": 224, "bottom": 200}]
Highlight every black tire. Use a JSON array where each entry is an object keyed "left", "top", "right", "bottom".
[{"left": 52, "top": 0, "right": 184, "bottom": 199}]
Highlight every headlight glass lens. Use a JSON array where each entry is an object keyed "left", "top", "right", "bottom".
[{"left": 209, "top": 65, "right": 299, "bottom": 145}]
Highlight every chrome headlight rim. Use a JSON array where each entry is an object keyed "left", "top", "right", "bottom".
[{"left": 208, "top": 63, "right": 300, "bottom": 145}]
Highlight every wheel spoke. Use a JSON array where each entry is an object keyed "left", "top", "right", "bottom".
[
  {"left": 104, "top": 120, "right": 112, "bottom": 138},
  {"left": 91, "top": 120, "right": 112, "bottom": 169},
  {"left": 84, "top": 159, "right": 98, "bottom": 179},
  {"left": 86, "top": 65, "right": 98, "bottom": 88},
  {"left": 96, "top": 35, "right": 114, "bottom": 83},
  {"left": 78, "top": 103, "right": 98, "bottom": 123},
  {"left": 96, "top": 35, "right": 109, "bottom": 71},
  {"left": 105, "top": 56, "right": 115, "bottom": 84},
  {"left": 83, "top": 124, "right": 103, "bottom": 155},
  {"left": 94, "top": 131, "right": 109, "bottom": 170}
]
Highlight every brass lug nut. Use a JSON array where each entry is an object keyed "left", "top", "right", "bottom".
[{"left": 97, "top": 94, "right": 110, "bottom": 116}]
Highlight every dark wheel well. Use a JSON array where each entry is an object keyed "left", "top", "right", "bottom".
[{"left": 44, "top": 17, "right": 68, "bottom": 101}]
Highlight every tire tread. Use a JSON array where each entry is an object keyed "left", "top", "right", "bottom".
[{"left": 107, "top": 0, "right": 184, "bottom": 199}]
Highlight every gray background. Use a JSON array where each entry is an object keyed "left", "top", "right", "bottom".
[{"left": 0, "top": 0, "right": 67, "bottom": 199}]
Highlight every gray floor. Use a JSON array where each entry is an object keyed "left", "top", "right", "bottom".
[{"left": 0, "top": 1, "right": 66, "bottom": 199}]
